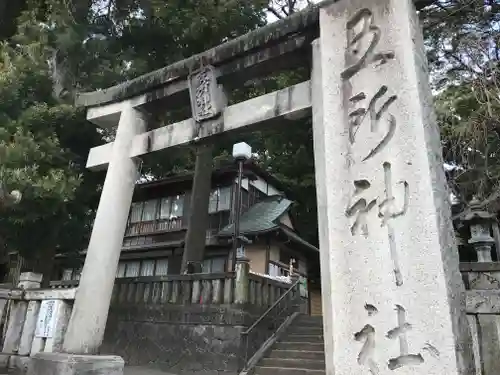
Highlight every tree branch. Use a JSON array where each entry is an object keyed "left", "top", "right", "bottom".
[{"left": 266, "top": 6, "right": 283, "bottom": 19}]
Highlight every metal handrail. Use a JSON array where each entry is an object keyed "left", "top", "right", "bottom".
[
  {"left": 239, "top": 276, "right": 302, "bottom": 371},
  {"left": 241, "top": 277, "right": 301, "bottom": 335}
]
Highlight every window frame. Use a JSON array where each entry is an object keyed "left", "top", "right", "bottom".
[
  {"left": 209, "top": 186, "right": 232, "bottom": 214},
  {"left": 202, "top": 256, "right": 227, "bottom": 274}
]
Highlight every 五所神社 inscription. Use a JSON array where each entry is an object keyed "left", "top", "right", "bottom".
[{"left": 313, "top": 0, "right": 474, "bottom": 373}]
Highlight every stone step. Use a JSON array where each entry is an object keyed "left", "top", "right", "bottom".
[
  {"left": 294, "top": 316, "right": 323, "bottom": 326},
  {"left": 293, "top": 322, "right": 323, "bottom": 328},
  {"left": 274, "top": 342, "right": 324, "bottom": 351},
  {"left": 289, "top": 326, "right": 323, "bottom": 335},
  {"left": 260, "top": 358, "right": 325, "bottom": 370},
  {"left": 267, "top": 349, "right": 325, "bottom": 360},
  {"left": 254, "top": 366, "right": 325, "bottom": 375},
  {"left": 283, "top": 334, "right": 324, "bottom": 343}
]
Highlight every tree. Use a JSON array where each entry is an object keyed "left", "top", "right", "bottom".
[
  {"left": 0, "top": 0, "right": 272, "bottom": 281},
  {"left": 0, "top": 42, "right": 102, "bottom": 284},
  {"left": 420, "top": 0, "right": 500, "bottom": 211}
]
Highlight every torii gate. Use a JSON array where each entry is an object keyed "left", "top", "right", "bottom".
[{"left": 46, "top": 1, "right": 475, "bottom": 375}]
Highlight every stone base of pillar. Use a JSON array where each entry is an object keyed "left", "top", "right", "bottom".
[{"left": 27, "top": 353, "right": 124, "bottom": 375}]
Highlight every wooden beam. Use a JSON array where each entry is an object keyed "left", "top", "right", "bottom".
[{"left": 86, "top": 81, "right": 312, "bottom": 171}]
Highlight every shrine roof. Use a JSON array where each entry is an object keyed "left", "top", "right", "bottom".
[
  {"left": 218, "top": 195, "right": 293, "bottom": 237},
  {"left": 75, "top": 0, "right": 434, "bottom": 109},
  {"left": 217, "top": 195, "right": 319, "bottom": 253}
]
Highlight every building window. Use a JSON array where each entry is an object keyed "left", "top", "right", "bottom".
[
  {"left": 116, "top": 259, "right": 169, "bottom": 278},
  {"left": 62, "top": 269, "right": 73, "bottom": 281},
  {"left": 142, "top": 200, "right": 157, "bottom": 221},
  {"left": 155, "top": 259, "right": 169, "bottom": 276},
  {"left": 140, "top": 260, "right": 155, "bottom": 276},
  {"left": 248, "top": 184, "right": 265, "bottom": 206},
  {"left": 127, "top": 194, "right": 185, "bottom": 235},
  {"left": 116, "top": 262, "right": 126, "bottom": 278},
  {"left": 209, "top": 187, "right": 231, "bottom": 213},
  {"left": 130, "top": 202, "right": 143, "bottom": 223},
  {"left": 125, "top": 261, "right": 140, "bottom": 277},
  {"left": 202, "top": 257, "right": 226, "bottom": 273},
  {"left": 159, "top": 195, "right": 184, "bottom": 219}
]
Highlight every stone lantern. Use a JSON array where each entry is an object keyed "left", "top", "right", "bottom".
[{"left": 462, "top": 197, "right": 495, "bottom": 262}]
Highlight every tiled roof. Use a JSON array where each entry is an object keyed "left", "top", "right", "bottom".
[{"left": 218, "top": 195, "right": 292, "bottom": 236}]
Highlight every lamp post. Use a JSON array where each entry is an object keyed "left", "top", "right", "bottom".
[{"left": 231, "top": 142, "right": 251, "bottom": 271}]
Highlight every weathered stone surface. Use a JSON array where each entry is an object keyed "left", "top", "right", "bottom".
[
  {"left": 100, "top": 303, "right": 268, "bottom": 374},
  {"left": 27, "top": 353, "right": 124, "bottom": 375},
  {"left": 86, "top": 81, "right": 311, "bottom": 169},
  {"left": 312, "top": 0, "right": 474, "bottom": 374},
  {"left": 466, "top": 290, "right": 500, "bottom": 314},
  {"left": 102, "top": 318, "right": 243, "bottom": 373},
  {"left": 62, "top": 107, "right": 147, "bottom": 354}
]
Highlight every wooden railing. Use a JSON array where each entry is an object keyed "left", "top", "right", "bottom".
[{"left": 125, "top": 216, "right": 186, "bottom": 236}]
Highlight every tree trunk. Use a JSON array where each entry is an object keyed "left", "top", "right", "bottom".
[{"left": 181, "top": 143, "right": 214, "bottom": 273}]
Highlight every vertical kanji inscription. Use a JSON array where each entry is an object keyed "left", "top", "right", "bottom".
[
  {"left": 342, "top": 8, "right": 395, "bottom": 80},
  {"left": 386, "top": 305, "right": 424, "bottom": 370},
  {"left": 348, "top": 86, "right": 398, "bottom": 162}
]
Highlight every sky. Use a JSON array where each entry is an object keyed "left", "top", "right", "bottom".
[{"left": 266, "top": 0, "right": 321, "bottom": 23}]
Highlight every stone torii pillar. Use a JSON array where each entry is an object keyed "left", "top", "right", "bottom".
[
  {"left": 311, "top": 0, "right": 475, "bottom": 374},
  {"left": 62, "top": 106, "right": 146, "bottom": 354}
]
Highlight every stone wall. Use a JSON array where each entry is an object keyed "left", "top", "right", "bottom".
[
  {"left": 95, "top": 272, "right": 291, "bottom": 375},
  {"left": 101, "top": 304, "right": 259, "bottom": 375}
]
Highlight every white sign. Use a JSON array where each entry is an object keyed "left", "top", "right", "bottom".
[{"left": 35, "top": 300, "right": 60, "bottom": 338}]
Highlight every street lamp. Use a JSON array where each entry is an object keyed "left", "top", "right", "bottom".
[{"left": 231, "top": 142, "right": 252, "bottom": 271}]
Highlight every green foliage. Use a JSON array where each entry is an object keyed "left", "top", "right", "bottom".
[
  {"left": 0, "top": 0, "right": 270, "bottom": 275},
  {"left": 421, "top": 0, "right": 500, "bottom": 208},
  {"left": 0, "top": 39, "right": 102, "bottom": 276}
]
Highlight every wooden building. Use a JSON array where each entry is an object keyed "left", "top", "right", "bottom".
[{"left": 54, "top": 163, "right": 320, "bottom": 310}]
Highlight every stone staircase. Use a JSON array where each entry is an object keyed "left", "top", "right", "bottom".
[{"left": 253, "top": 315, "right": 325, "bottom": 375}]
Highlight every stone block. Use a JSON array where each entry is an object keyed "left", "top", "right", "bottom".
[{"left": 27, "top": 352, "right": 124, "bottom": 375}]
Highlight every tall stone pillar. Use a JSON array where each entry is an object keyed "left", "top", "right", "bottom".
[
  {"left": 311, "top": 1, "right": 474, "bottom": 374},
  {"left": 62, "top": 107, "right": 146, "bottom": 354}
]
